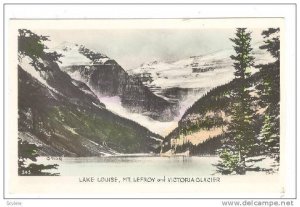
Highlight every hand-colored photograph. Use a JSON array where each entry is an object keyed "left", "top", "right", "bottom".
[{"left": 17, "top": 24, "right": 280, "bottom": 179}]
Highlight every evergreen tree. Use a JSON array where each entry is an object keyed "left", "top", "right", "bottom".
[
  {"left": 18, "top": 29, "right": 62, "bottom": 71},
  {"left": 256, "top": 28, "right": 280, "bottom": 162},
  {"left": 18, "top": 29, "right": 61, "bottom": 176},
  {"left": 18, "top": 138, "right": 59, "bottom": 176},
  {"left": 217, "top": 28, "right": 255, "bottom": 175}
]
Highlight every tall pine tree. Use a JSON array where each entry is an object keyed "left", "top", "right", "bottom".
[
  {"left": 256, "top": 28, "right": 280, "bottom": 162},
  {"left": 217, "top": 28, "right": 256, "bottom": 175}
]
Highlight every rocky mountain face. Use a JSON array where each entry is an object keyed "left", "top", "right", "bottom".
[
  {"left": 57, "top": 43, "right": 178, "bottom": 122},
  {"left": 18, "top": 54, "right": 163, "bottom": 157}
]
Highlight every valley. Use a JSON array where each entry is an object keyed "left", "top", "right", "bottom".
[{"left": 17, "top": 28, "right": 280, "bottom": 176}]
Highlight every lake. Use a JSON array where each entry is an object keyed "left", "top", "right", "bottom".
[
  {"left": 37, "top": 155, "right": 219, "bottom": 176},
  {"left": 28, "top": 155, "right": 281, "bottom": 197}
]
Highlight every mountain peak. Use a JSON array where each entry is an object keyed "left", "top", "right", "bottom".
[{"left": 53, "top": 42, "right": 111, "bottom": 67}]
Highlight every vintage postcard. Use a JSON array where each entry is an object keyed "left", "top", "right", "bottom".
[{"left": 4, "top": 17, "right": 293, "bottom": 199}]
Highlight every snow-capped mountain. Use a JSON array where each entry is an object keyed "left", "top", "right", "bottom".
[
  {"left": 128, "top": 42, "right": 274, "bottom": 119},
  {"left": 55, "top": 42, "right": 178, "bottom": 125},
  {"left": 53, "top": 41, "right": 110, "bottom": 67},
  {"left": 18, "top": 50, "right": 163, "bottom": 156}
]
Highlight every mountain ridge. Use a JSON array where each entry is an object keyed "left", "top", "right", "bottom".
[
  {"left": 128, "top": 42, "right": 274, "bottom": 124},
  {"left": 18, "top": 44, "right": 163, "bottom": 156},
  {"left": 56, "top": 42, "right": 179, "bottom": 123}
]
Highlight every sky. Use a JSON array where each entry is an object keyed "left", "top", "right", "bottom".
[{"left": 36, "top": 28, "right": 265, "bottom": 70}]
